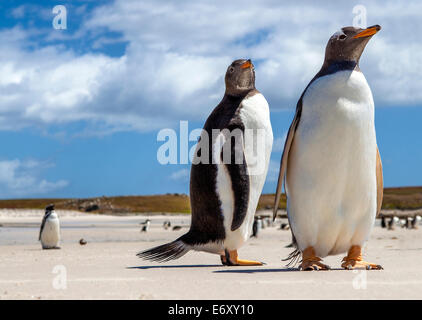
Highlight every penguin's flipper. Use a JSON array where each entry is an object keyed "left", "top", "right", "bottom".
[
  {"left": 38, "top": 215, "right": 48, "bottom": 241},
  {"left": 222, "top": 130, "right": 250, "bottom": 232},
  {"left": 376, "top": 146, "right": 383, "bottom": 217},
  {"left": 273, "top": 100, "right": 302, "bottom": 221}
]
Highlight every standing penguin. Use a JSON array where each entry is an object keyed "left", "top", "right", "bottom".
[
  {"left": 140, "top": 219, "right": 151, "bottom": 232},
  {"left": 273, "top": 25, "right": 383, "bottom": 270},
  {"left": 39, "top": 204, "right": 61, "bottom": 249},
  {"left": 138, "top": 59, "right": 273, "bottom": 265},
  {"left": 380, "top": 215, "right": 387, "bottom": 228},
  {"left": 411, "top": 215, "right": 421, "bottom": 229},
  {"left": 251, "top": 217, "right": 262, "bottom": 238}
]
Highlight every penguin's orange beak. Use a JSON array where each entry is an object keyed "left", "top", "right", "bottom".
[
  {"left": 353, "top": 25, "right": 381, "bottom": 39},
  {"left": 240, "top": 60, "right": 252, "bottom": 69}
]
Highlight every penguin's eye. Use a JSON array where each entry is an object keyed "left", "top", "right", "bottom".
[
  {"left": 339, "top": 34, "right": 347, "bottom": 40},
  {"left": 229, "top": 67, "right": 235, "bottom": 73}
]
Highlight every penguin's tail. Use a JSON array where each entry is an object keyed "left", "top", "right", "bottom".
[
  {"left": 137, "top": 237, "right": 190, "bottom": 263},
  {"left": 281, "top": 235, "right": 301, "bottom": 267},
  {"left": 282, "top": 248, "right": 301, "bottom": 267}
]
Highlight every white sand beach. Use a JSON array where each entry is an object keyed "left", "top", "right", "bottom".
[{"left": 1, "top": 209, "right": 422, "bottom": 300}]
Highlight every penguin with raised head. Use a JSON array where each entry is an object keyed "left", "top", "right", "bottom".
[
  {"left": 138, "top": 59, "right": 273, "bottom": 265},
  {"left": 39, "top": 204, "right": 61, "bottom": 249},
  {"left": 274, "top": 25, "right": 383, "bottom": 270}
]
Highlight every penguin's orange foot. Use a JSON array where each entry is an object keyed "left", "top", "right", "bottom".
[
  {"left": 299, "top": 260, "right": 331, "bottom": 271},
  {"left": 341, "top": 245, "right": 383, "bottom": 270},
  {"left": 341, "top": 259, "right": 383, "bottom": 270},
  {"left": 299, "top": 246, "right": 331, "bottom": 271},
  {"left": 221, "top": 250, "right": 264, "bottom": 266}
]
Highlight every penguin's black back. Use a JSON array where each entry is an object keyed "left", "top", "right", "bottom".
[{"left": 186, "top": 92, "right": 250, "bottom": 245}]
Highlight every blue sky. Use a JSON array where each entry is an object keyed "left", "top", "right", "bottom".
[{"left": 0, "top": 1, "right": 421, "bottom": 198}]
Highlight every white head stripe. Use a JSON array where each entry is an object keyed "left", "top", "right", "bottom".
[{"left": 331, "top": 30, "right": 344, "bottom": 39}]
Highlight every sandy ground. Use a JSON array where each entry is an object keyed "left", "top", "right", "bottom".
[{"left": 1, "top": 209, "right": 422, "bottom": 300}]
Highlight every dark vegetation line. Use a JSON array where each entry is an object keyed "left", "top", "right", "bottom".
[{"left": 0, "top": 187, "right": 421, "bottom": 214}]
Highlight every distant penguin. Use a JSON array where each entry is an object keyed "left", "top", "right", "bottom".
[
  {"left": 280, "top": 223, "right": 290, "bottom": 230},
  {"left": 140, "top": 219, "right": 151, "bottom": 232},
  {"left": 251, "top": 217, "right": 262, "bottom": 238},
  {"left": 273, "top": 25, "right": 383, "bottom": 270},
  {"left": 163, "top": 220, "right": 171, "bottom": 230},
  {"left": 381, "top": 216, "right": 387, "bottom": 228},
  {"left": 405, "top": 217, "right": 412, "bottom": 229},
  {"left": 399, "top": 219, "right": 407, "bottom": 228},
  {"left": 39, "top": 204, "right": 61, "bottom": 249},
  {"left": 388, "top": 216, "right": 398, "bottom": 230},
  {"left": 411, "top": 215, "right": 421, "bottom": 229},
  {"left": 260, "top": 217, "right": 266, "bottom": 230},
  {"left": 138, "top": 59, "right": 273, "bottom": 266}
]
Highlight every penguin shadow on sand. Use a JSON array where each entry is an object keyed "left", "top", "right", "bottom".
[
  {"left": 213, "top": 267, "right": 298, "bottom": 274},
  {"left": 127, "top": 264, "right": 222, "bottom": 270},
  {"left": 213, "top": 266, "right": 345, "bottom": 274}
]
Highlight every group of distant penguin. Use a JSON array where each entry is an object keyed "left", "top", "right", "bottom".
[
  {"left": 381, "top": 215, "right": 421, "bottom": 230},
  {"left": 39, "top": 24, "right": 414, "bottom": 271},
  {"left": 139, "top": 219, "right": 183, "bottom": 232}
]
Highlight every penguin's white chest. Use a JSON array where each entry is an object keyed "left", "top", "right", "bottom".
[
  {"left": 41, "top": 214, "right": 60, "bottom": 248},
  {"left": 286, "top": 70, "right": 377, "bottom": 257},
  {"left": 216, "top": 93, "right": 273, "bottom": 250}
]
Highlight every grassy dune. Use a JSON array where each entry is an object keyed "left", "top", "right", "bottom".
[
  {"left": 382, "top": 186, "right": 422, "bottom": 210},
  {"left": 0, "top": 187, "right": 421, "bottom": 214}
]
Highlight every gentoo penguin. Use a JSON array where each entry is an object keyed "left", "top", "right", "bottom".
[
  {"left": 251, "top": 217, "right": 262, "bottom": 238},
  {"left": 388, "top": 216, "right": 399, "bottom": 230},
  {"left": 400, "top": 218, "right": 407, "bottom": 228},
  {"left": 411, "top": 215, "right": 421, "bottom": 229},
  {"left": 273, "top": 25, "right": 383, "bottom": 270},
  {"left": 405, "top": 217, "right": 412, "bottom": 229},
  {"left": 380, "top": 215, "right": 387, "bottom": 228},
  {"left": 39, "top": 204, "right": 61, "bottom": 249},
  {"left": 140, "top": 219, "right": 151, "bottom": 232},
  {"left": 280, "top": 222, "right": 290, "bottom": 230},
  {"left": 138, "top": 59, "right": 273, "bottom": 265},
  {"left": 163, "top": 220, "right": 171, "bottom": 230}
]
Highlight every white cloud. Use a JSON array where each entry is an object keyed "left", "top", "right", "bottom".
[
  {"left": 266, "top": 159, "right": 281, "bottom": 183},
  {"left": 272, "top": 132, "right": 288, "bottom": 153},
  {"left": 0, "top": 159, "right": 68, "bottom": 197},
  {"left": 169, "top": 169, "right": 190, "bottom": 181},
  {"left": 0, "top": 1, "right": 421, "bottom": 134}
]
